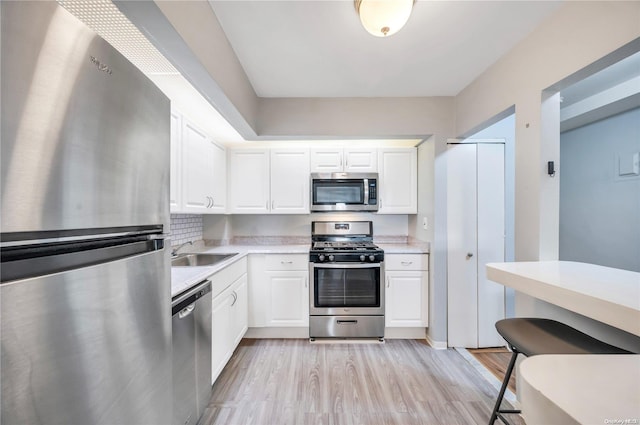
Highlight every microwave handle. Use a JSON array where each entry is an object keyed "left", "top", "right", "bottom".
[{"left": 363, "top": 178, "right": 369, "bottom": 205}]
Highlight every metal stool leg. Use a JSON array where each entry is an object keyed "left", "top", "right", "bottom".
[{"left": 488, "top": 350, "right": 520, "bottom": 425}]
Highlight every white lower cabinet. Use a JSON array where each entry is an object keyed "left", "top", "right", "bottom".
[
  {"left": 210, "top": 259, "right": 248, "bottom": 385},
  {"left": 385, "top": 254, "right": 429, "bottom": 327},
  {"left": 248, "top": 254, "right": 309, "bottom": 328},
  {"left": 265, "top": 271, "right": 308, "bottom": 327}
]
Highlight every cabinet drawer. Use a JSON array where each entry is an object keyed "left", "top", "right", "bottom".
[
  {"left": 210, "top": 257, "right": 248, "bottom": 299},
  {"left": 265, "top": 254, "right": 308, "bottom": 271},
  {"left": 385, "top": 254, "right": 428, "bottom": 271}
]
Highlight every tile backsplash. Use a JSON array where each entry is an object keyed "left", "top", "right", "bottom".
[{"left": 170, "top": 214, "right": 203, "bottom": 246}]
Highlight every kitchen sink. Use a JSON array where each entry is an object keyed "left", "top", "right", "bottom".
[{"left": 171, "top": 253, "right": 237, "bottom": 267}]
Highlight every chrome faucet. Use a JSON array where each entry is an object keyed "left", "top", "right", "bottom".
[{"left": 171, "top": 241, "right": 193, "bottom": 257}]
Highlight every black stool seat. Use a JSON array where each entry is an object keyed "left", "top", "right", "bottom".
[
  {"left": 488, "top": 318, "right": 631, "bottom": 425},
  {"left": 496, "top": 318, "right": 632, "bottom": 357}
]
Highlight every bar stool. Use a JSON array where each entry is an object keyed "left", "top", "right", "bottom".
[{"left": 488, "top": 317, "right": 632, "bottom": 425}]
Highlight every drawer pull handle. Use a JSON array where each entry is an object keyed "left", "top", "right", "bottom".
[
  {"left": 401, "top": 261, "right": 413, "bottom": 265},
  {"left": 281, "top": 261, "right": 293, "bottom": 264},
  {"left": 337, "top": 320, "right": 357, "bottom": 325}
]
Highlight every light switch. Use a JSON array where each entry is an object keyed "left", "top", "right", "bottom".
[{"left": 618, "top": 152, "right": 639, "bottom": 176}]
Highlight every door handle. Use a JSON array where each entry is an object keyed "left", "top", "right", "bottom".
[
  {"left": 466, "top": 253, "right": 474, "bottom": 259},
  {"left": 337, "top": 320, "right": 357, "bottom": 325},
  {"left": 178, "top": 303, "right": 195, "bottom": 319},
  {"left": 230, "top": 291, "right": 237, "bottom": 306},
  {"left": 304, "top": 277, "right": 308, "bottom": 288},
  {"left": 386, "top": 276, "right": 390, "bottom": 288}
]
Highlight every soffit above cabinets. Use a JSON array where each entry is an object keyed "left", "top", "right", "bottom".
[{"left": 57, "top": 0, "right": 245, "bottom": 145}]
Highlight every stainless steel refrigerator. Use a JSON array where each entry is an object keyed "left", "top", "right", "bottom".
[{"left": 1, "top": 2, "right": 172, "bottom": 424}]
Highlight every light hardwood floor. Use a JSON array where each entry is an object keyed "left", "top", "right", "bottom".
[
  {"left": 468, "top": 348, "right": 516, "bottom": 393},
  {"left": 198, "top": 339, "right": 524, "bottom": 425}
]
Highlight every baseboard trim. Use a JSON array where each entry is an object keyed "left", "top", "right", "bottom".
[
  {"left": 245, "top": 327, "right": 309, "bottom": 339},
  {"left": 426, "top": 333, "right": 447, "bottom": 350}
]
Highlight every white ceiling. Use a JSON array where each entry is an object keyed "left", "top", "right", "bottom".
[
  {"left": 59, "top": 0, "right": 638, "bottom": 143},
  {"left": 208, "top": 0, "right": 562, "bottom": 98}
]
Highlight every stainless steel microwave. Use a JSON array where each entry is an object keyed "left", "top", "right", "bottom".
[{"left": 310, "top": 173, "right": 378, "bottom": 212}]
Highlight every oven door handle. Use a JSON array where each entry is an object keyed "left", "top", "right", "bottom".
[{"left": 310, "top": 262, "right": 381, "bottom": 269}]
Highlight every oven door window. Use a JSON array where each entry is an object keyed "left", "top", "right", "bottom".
[
  {"left": 312, "top": 180, "right": 364, "bottom": 205},
  {"left": 313, "top": 267, "right": 380, "bottom": 308}
]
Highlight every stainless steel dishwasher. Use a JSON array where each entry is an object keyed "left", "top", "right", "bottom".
[{"left": 172, "top": 280, "right": 212, "bottom": 425}]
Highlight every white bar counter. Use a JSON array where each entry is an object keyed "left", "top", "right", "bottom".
[
  {"left": 486, "top": 261, "right": 640, "bottom": 336},
  {"left": 519, "top": 354, "right": 640, "bottom": 425}
]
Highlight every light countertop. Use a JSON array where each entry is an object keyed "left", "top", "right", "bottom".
[
  {"left": 171, "top": 242, "right": 429, "bottom": 297},
  {"left": 486, "top": 261, "right": 640, "bottom": 336},
  {"left": 519, "top": 354, "right": 640, "bottom": 424},
  {"left": 171, "top": 245, "right": 309, "bottom": 297}
]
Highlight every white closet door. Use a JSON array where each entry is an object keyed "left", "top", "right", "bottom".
[
  {"left": 447, "top": 143, "right": 478, "bottom": 348},
  {"left": 477, "top": 143, "right": 506, "bottom": 347},
  {"left": 447, "top": 142, "right": 506, "bottom": 348}
]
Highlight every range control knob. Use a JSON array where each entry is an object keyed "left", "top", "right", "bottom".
[
  {"left": 360, "top": 254, "right": 366, "bottom": 262},
  {"left": 328, "top": 255, "right": 335, "bottom": 262},
  {"left": 369, "top": 255, "right": 375, "bottom": 262},
  {"left": 318, "top": 254, "right": 325, "bottom": 262}
]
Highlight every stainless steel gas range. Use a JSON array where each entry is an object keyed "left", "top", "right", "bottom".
[{"left": 309, "top": 221, "right": 385, "bottom": 340}]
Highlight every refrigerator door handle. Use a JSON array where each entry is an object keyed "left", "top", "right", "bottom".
[{"left": 178, "top": 303, "right": 195, "bottom": 319}]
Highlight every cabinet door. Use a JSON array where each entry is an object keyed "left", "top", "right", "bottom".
[
  {"left": 230, "top": 275, "right": 248, "bottom": 347},
  {"left": 210, "top": 142, "right": 226, "bottom": 213},
  {"left": 385, "top": 271, "right": 428, "bottom": 327},
  {"left": 270, "top": 149, "right": 310, "bottom": 214},
  {"left": 378, "top": 148, "right": 417, "bottom": 214},
  {"left": 265, "top": 271, "right": 309, "bottom": 327},
  {"left": 211, "top": 290, "right": 232, "bottom": 384},
  {"left": 228, "top": 149, "right": 270, "bottom": 213},
  {"left": 248, "top": 254, "right": 267, "bottom": 327},
  {"left": 169, "top": 111, "right": 182, "bottom": 212},
  {"left": 310, "top": 148, "right": 343, "bottom": 173},
  {"left": 344, "top": 148, "right": 377, "bottom": 172},
  {"left": 182, "top": 121, "right": 213, "bottom": 213}
]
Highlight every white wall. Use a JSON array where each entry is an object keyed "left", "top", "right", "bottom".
[
  {"left": 453, "top": 1, "right": 640, "bottom": 347},
  {"left": 455, "top": 1, "right": 640, "bottom": 263},
  {"left": 560, "top": 108, "right": 640, "bottom": 272}
]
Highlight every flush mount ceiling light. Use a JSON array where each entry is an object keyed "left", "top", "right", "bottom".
[{"left": 355, "top": 0, "right": 415, "bottom": 37}]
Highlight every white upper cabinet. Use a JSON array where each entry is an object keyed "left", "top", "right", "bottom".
[
  {"left": 310, "top": 148, "right": 377, "bottom": 173},
  {"left": 170, "top": 109, "right": 226, "bottom": 214},
  {"left": 228, "top": 148, "right": 309, "bottom": 214},
  {"left": 378, "top": 148, "right": 417, "bottom": 214},
  {"left": 270, "top": 149, "right": 309, "bottom": 214},
  {"left": 345, "top": 148, "right": 378, "bottom": 172},
  {"left": 210, "top": 142, "right": 226, "bottom": 213},
  {"left": 182, "top": 121, "right": 215, "bottom": 213},
  {"left": 228, "top": 149, "right": 270, "bottom": 213},
  {"left": 169, "top": 111, "right": 182, "bottom": 211}
]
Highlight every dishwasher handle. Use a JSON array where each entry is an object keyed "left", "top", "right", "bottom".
[
  {"left": 172, "top": 280, "right": 212, "bottom": 316},
  {"left": 178, "top": 303, "right": 195, "bottom": 319}
]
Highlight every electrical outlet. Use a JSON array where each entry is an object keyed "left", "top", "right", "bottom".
[{"left": 422, "top": 216, "right": 428, "bottom": 230}]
